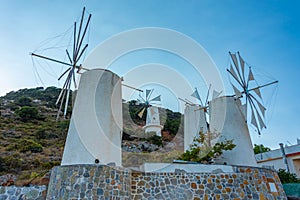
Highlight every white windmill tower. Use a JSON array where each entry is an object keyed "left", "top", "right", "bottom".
[
  {"left": 182, "top": 85, "right": 223, "bottom": 151},
  {"left": 210, "top": 51, "right": 278, "bottom": 166},
  {"left": 30, "top": 7, "right": 126, "bottom": 166},
  {"left": 183, "top": 86, "right": 211, "bottom": 150},
  {"left": 137, "top": 89, "right": 163, "bottom": 137}
]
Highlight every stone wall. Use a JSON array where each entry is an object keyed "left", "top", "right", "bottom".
[
  {"left": 0, "top": 185, "right": 46, "bottom": 200},
  {"left": 46, "top": 164, "right": 287, "bottom": 200},
  {"left": 131, "top": 166, "right": 286, "bottom": 199},
  {"left": 46, "top": 165, "right": 131, "bottom": 199}
]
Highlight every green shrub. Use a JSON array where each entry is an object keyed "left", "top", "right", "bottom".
[
  {"left": 35, "top": 128, "right": 58, "bottom": 140},
  {"left": 57, "top": 120, "right": 70, "bottom": 130},
  {"left": 7, "top": 139, "right": 43, "bottom": 153},
  {"left": 253, "top": 144, "right": 271, "bottom": 154},
  {"left": 41, "top": 161, "right": 60, "bottom": 169},
  {"left": 179, "top": 132, "right": 236, "bottom": 163},
  {"left": 278, "top": 169, "right": 300, "bottom": 183},
  {"left": 1, "top": 153, "right": 23, "bottom": 173},
  {"left": 27, "top": 143, "right": 43, "bottom": 153},
  {"left": 15, "top": 106, "right": 40, "bottom": 122},
  {"left": 16, "top": 96, "right": 32, "bottom": 107},
  {"left": 163, "top": 109, "right": 181, "bottom": 135},
  {"left": 146, "top": 135, "right": 163, "bottom": 146},
  {"left": 35, "top": 128, "right": 46, "bottom": 139},
  {"left": 0, "top": 157, "right": 7, "bottom": 172},
  {"left": 6, "top": 102, "right": 19, "bottom": 111}
]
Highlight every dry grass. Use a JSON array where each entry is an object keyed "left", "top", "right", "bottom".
[{"left": 122, "top": 150, "right": 182, "bottom": 168}]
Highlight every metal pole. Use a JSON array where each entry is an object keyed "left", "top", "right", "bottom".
[
  {"left": 247, "top": 80, "right": 279, "bottom": 93},
  {"left": 260, "top": 144, "right": 263, "bottom": 160},
  {"left": 279, "top": 143, "right": 290, "bottom": 172},
  {"left": 121, "top": 84, "right": 143, "bottom": 92}
]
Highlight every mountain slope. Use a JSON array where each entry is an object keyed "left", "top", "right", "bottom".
[{"left": 0, "top": 86, "right": 183, "bottom": 185}]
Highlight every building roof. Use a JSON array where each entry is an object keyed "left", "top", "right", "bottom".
[{"left": 256, "top": 142, "right": 300, "bottom": 162}]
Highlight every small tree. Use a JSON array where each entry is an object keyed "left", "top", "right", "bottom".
[
  {"left": 16, "top": 96, "right": 32, "bottom": 106},
  {"left": 253, "top": 144, "right": 271, "bottom": 154},
  {"left": 179, "top": 131, "right": 236, "bottom": 163},
  {"left": 15, "top": 106, "right": 40, "bottom": 122}
]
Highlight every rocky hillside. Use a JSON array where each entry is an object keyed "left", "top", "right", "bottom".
[{"left": 0, "top": 87, "right": 184, "bottom": 185}]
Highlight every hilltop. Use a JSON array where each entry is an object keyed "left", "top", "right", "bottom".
[{"left": 0, "top": 87, "right": 183, "bottom": 185}]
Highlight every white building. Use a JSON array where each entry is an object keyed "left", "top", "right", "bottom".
[{"left": 255, "top": 139, "right": 300, "bottom": 178}]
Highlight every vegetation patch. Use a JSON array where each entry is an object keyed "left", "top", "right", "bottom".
[
  {"left": 0, "top": 86, "right": 184, "bottom": 184},
  {"left": 179, "top": 132, "right": 236, "bottom": 163},
  {"left": 6, "top": 139, "right": 43, "bottom": 153},
  {"left": 278, "top": 169, "right": 300, "bottom": 183},
  {"left": 145, "top": 135, "right": 163, "bottom": 147}
]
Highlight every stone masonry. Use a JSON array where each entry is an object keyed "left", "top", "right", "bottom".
[
  {"left": 0, "top": 185, "right": 47, "bottom": 200},
  {"left": 46, "top": 165, "right": 131, "bottom": 199},
  {"left": 131, "top": 167, "right": 286, "bottom": 200},
  {"left": 45, "top": 164, "right": 287, "bottom": 200}
]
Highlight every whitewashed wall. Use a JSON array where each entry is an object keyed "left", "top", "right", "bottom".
[{"left": 61, "top": 69, "right": 123, "bottom": 166}]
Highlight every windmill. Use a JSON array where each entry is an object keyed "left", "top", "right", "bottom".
[
  {"left": 182, "top": 86, "right": 213, "bottom": 150},
  {"left": 137, "top": 89, "right": 161, "bottom": 119},
  {"left": 179, "top": 84, "right": 222, "bottom": 114},
  {"left": 31, "top": 7, "right": 91, "bottom": 120},
  {"left": 227, "top": 51, "right": 278, "bottom": 135},
  {"left": 190, "top": 85, "right": 211, "bottom": 115},
  {"left": 137, "top": 89, "right": 163, "bottom": 136}
]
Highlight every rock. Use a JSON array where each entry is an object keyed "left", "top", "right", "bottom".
[
  {"left": 107, "top": 162, "right": 116, "bottom": 167},
  {"left": 0, "top": 174, "right": 16, "bottom": 186},
  {"left": 211, "top": 168, "right": 224, "bottom": 174},
  {"left": 174, "top": 169, "right": 186, "bottom": 173},
  {"left": 141, "top": 143, "right": 150, "bottom": 151}
]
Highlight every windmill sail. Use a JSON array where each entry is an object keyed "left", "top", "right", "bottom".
[
  {"left": 229, "top": 64, "right": 242, "bottom": 87},
  {"left": 149, "top": 95, "right": 161, "bottom": 102},
  {"left": 212, "top": 90, "right": 222, "bottom": 100},
  {"left": 238, "top": 52, "right": 245, "bottom": 75},
  {"left": 31, "top": 7, "right": 91, "bottom": 120},
  {"left": 136, "top": 89, "right": 161, "bottom": 119},
  {"left": 250, "top": 109, "right": 259, "bottom": 130},
  {"left": 138, "top": 107, "right": 146, "bottom": 118},
  {"left": 231, "top": 83, "right": 242, "bottom": 98},
  {"left": 253, "top": 88, "right": 262, "bottom": 98},
  {"left": 248, "top": 68, "right": 255, "bottom": 82},
  {"left": 230, "top": 53, "right": 239, "bottom": 72},
  {"left": 190, "top": 86, "right": 212, "bottom": 115},
  {"left": 253, "top": 96, "right": 266, "bottom": 116},
  {"left": 146, "top": 89, "right": 152, "bottom": 100},
  {"left": 257, "top": 100, "right": 266, "bottom": 117},
  {"left": 191, "top": 88, "right": 202, "bottom": 104},
  {"left": 227, "top": 51, "right": 278, "bottom": 135},
  {"left": 257, "top": 110, "right": 266, "bottom": 129}
]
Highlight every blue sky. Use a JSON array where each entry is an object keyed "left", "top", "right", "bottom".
[{"left": 0, "top": 0, "right": 299, "bottom": 149}]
